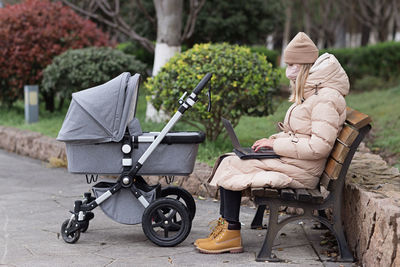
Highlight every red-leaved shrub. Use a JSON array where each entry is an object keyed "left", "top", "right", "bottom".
[{"left": 0, "top": 0, "right": 112, "bottom": 110}]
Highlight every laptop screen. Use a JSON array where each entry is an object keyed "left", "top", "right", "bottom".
[{"left": 222, "top": 118, "right": 241, "bottom": 149}]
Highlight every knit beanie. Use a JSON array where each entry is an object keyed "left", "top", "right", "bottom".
[{"left": 283, "top": 32, "right": 319, "bottom": 64}]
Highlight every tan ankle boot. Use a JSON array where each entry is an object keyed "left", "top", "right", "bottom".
[
  {"left": 196, "top": 223, "right": 243, "bottom": 254},
  {"left": 194, "top": 217, "right": 225, "bottom": 247}
]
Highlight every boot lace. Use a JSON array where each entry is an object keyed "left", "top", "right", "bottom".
[{"left": 207, "top": 217, "right": 226, "bottom": 238}]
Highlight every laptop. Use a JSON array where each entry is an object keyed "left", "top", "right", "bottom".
[{"left": 222, "top": 118, "right": 279, "bottom": 159}]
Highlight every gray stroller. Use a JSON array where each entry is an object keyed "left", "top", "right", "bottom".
[{"left": 58, "top": 72, "right": 211, "bottom": 246}]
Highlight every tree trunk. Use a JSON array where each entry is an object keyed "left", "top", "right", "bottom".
[
  {"left": 152, "top": 43, "right": 181, "bottom": 77},
  {"left": 360, "top": 24, "right": 371, "bottom": 46},
  {"left": 266, "top": 34, "right": 274, "bottom": 50},
  {"left": 43, "top": 91, "right": 55, "bottom": 112},
  {"left": 146, "top": 0, "right": 183, "bottom": 122},
  {"left": 377, "top": 25, "right": 389, "bottom": 42},
  {"left": 303, "top": 0, "right": 312, "bottom": 36},
  {"left": 57, "top": 96, "right": 65, "bottom": 111},
  {"left": 334, "top": 21, "right": 346, "bottom": 48},
  {"left": 317, "top": 29, "right": 325, "bottom": 49},
  {"left": 280, "top": 0, "right": 292, "bottom": 67}
]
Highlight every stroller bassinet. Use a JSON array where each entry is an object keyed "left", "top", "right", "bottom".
[{"left": 57, "top": 73, "right": 204, "bottom": 175}]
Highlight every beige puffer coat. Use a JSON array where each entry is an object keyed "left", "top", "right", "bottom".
[{"left": 209, "top": 53, "right": 349, "bottom": 190}]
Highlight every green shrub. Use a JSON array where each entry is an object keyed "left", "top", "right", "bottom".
[
  {"left": 145, "top": 43, "right": 280, "bottom": 141},
  {"left": 42, "top": 47, "right": 146, "bottom": 110},
  {"left": 353, "top": 76, "right": 391, "bottom": 91},
  {"left": 321, "top": 41, "right": 400, "bottom": 90},
  {"left": 250, "top": 46, "right": 279, "bottom": 67}
]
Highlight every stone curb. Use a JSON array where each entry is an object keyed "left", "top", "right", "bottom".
[
  {"left": 0, "top": 125, "right": 399, "bottom": 265},
  {"left": 0, "top": 126, "right": 66, "bottom": 162},
  {"left": 344, "top": 182, "right": 399, "bottom": 266},
  {"left": 343, "top": 148, "right": 400, "bottom": 266}
]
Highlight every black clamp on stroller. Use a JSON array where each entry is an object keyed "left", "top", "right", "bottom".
[{"left": 57, "top": 72, "right": 212, "bottom": 246}]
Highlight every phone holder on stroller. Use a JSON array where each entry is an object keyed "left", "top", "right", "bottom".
[{"left": 58, "top": 72, "right": 212, "bottom": 246}]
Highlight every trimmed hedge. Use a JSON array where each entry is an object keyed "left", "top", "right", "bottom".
[
  {"left": 145, "top": 43, "right": 280, "bottom": 141},
  {"left": 321, "top": 41, "right": 400, "bottom": 90},
  {"left": 42, "top": 47, "right": 146, "bottom": 110},
  {"left": 250, "top": 46, "right": 279, "bottom": 67}
]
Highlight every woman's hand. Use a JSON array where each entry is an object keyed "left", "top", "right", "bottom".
[{"left": 252, "top": 138, "right": 274, "bottom": 151}]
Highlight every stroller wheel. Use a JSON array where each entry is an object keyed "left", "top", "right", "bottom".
[
  {"left": 80, "top": 221, "right": 89, "bottom": 233},
  {"left": 161, "top": 186, "right": 196, "bottom": 221},
  {"left": 142, "top": 198, "right": 191, "bottom": 247},
  {"left": 61, "top": 219, "right": 81, "bottom": 244},
  {"left": 80, "top": 212, "right": 94, "bottom": 233}
]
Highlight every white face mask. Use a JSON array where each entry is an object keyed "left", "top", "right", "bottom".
[{"left": 286, "top": 64, "right": 300, "bottom": 81}]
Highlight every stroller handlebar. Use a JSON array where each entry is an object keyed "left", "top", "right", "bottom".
[{"left": 192, "top": 73, "right": 212, "bottom": 95}]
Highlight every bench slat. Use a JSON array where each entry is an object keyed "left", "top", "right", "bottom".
[
  {"left": 280, "top": 189, "right": 295, "bottom": 200},
  {"left": 346, "top": 107, "right": 372, "bottom": 129},
  {"left": 295, "top": 188, "right": 312, "bottom": 202},
  {"left": 320, "top": 172, "right": 335, "bottom": 190},
  {"left": 324, "top": 158, "right": 342, "bottom": 180},
  {"left": 320, "top": 172, "right": 330, "bottom": 189},
  {"left": 337, "top": 124, "right": 359, "bottom": 146},
  {"left": 251, "top": 187, "right": 279, "bottom": 198},
  {"left": 307, "top": 189, "right": 324, "bottom": 203},
  {"left": 330, "top": 141, "right": 350, "bottom": 164}
]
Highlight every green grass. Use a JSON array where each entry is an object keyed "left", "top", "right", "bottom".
[
  {"left": 1, "top": 85, "right": 399, "bottom": 168},
  {"left": 345, "top": 85, "right": 400, "bottom": 169},
  {"left": 0, "top": 101, "right": 67, "bottom": 137}
]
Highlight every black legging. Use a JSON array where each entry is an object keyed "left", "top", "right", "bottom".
[{"left": 219, "top": 187, "right": 242, "bottom": 223}]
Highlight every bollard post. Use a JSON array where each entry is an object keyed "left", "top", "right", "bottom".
[{"left": 24, "top": 85, "right": 39, "bottom": 123}]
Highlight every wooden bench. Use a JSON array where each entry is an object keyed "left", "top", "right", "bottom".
[{"left": 249, "top": 107, "right": 372, "bottom": 262}]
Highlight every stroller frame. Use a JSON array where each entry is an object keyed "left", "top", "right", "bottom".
[{"left": 61, "top": 73, "right": 212, "bottom": 246}]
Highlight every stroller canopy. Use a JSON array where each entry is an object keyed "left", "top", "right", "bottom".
[{"left": 57, "top": 73, "right": 140, "bottom": 144}]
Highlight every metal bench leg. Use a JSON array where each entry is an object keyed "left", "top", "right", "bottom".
[
  {"left": 332, "top": 207, "right": 354, "bottom": 262},
  {"left": 251, "top": 205, "right": 266, "bottom": 229},
  {"left": 256, "top": 203, "right": 281, "bottom": 262},
  {"left": 314, "top": 212, "right": 354, "bottom": 262},
  {"left": 332, "top": 224, "right": 353, "bottom": 261}
]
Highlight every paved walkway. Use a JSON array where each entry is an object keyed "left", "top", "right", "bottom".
[{"left": 0, "top": 150, "right": 355, "bottom": 266}]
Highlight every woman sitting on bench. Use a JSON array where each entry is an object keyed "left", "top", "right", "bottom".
[{"left": 195, "top": 32, "right": 350, "bottom": 254}]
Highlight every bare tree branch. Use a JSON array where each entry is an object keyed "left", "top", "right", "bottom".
[
  {"left": 305, "top": 0, "right": 346, "bottom": 48},
  {"left": 338, "top": 0, "right": 373, "bottom": 27},
  {"left": 382, "top": 0, "right": 395, "bottom": 21},
  {"left": 114, "top": 0, "right": 120, "bottom": 15},
  {"left": 62, "top": 0, "right": 155, "bottom": 52},
  {"left": 181, "top": 0, "right": 206, "bottom": 41},
  {"left": 97, "top": 0, "right": 117, "bottom": 17},
  {"left": 135, "top": 0, "right": 156, "bottom": 27},
  {"left": 63, "top": 0, "right": 205, "bottom": 52},
  {"left": 88, "top": 0, "right": 98, "bottom": 14}
]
